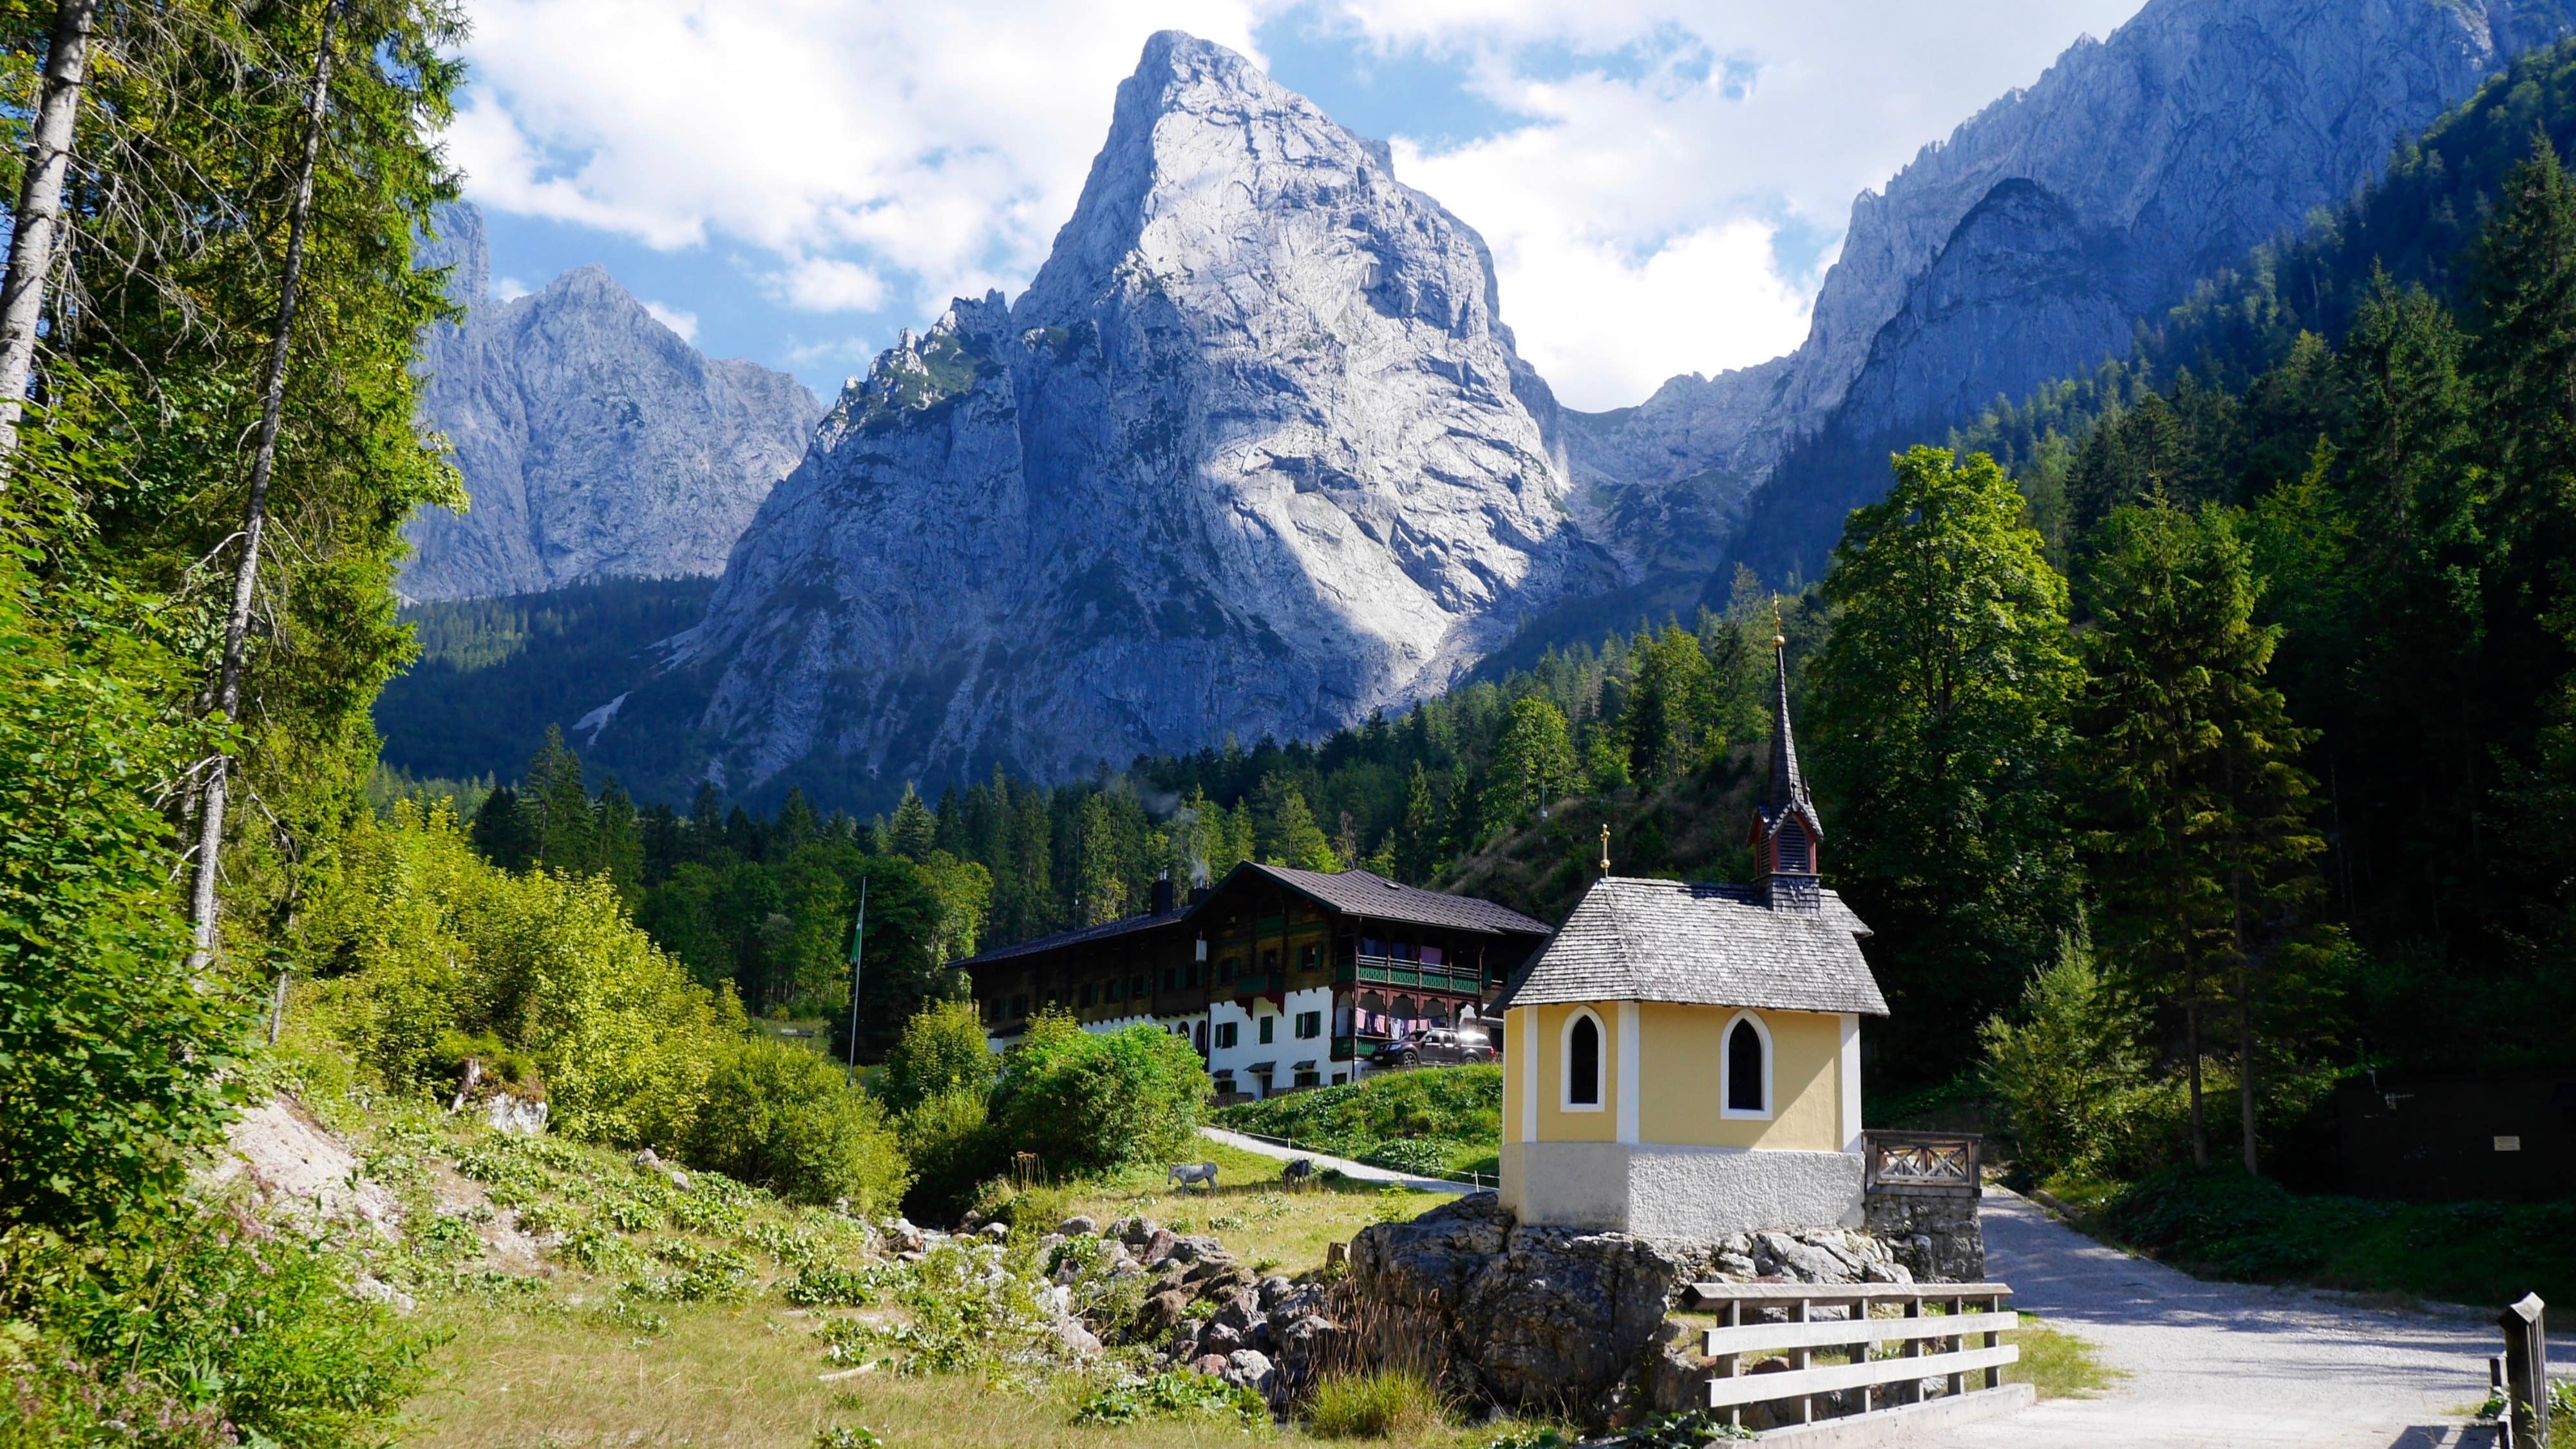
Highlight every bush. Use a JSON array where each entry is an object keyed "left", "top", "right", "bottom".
[
  {"left": 289, "top": 806, "right": 730, "bottom": 1148},
  {"left": 987, "top": 1012, "right": 1205, "bottom": 1177},
  {"left": 0, "top": 1206, "right": 435, "bottom": 1448},
  {"left": 897, "top": 1085, "right": 1004, "bottom": 1222},
  {"left": 1215, "top": 1065, "right": 1499, "bottom": 1172},
  {"left": 878, "top": 998, "right": 997, "bottom": 1114},
  {"left": 685, "top": 1036, "right": 911, "bottom": 1209},
  {"left": 1977, "top": 937, "right": 2141, "bottom": 1183},
  {"left": 1305, "top": 1368, "right": 1447, "bottom": 1439},
  {"left": 1072, "top": 1369, "right": 1265, "bottom": 1427},
  {"left": 0, "top": 566, "right": 247, "bottom": 1231}
]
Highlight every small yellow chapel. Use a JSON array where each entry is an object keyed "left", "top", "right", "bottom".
[{"left": 1494, "top": 634, "right": 1889, "bottom": 1238}]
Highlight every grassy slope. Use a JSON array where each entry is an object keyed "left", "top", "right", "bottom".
[{"left": 1213, "top": 1067, "right": 1502, "bottom": 1178}]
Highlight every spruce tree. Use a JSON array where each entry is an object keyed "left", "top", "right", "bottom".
[
  {"left": 886, "top": 782, "right": 936, "bottom": 860},
  {"left": 523, "top": 726, "right": 597, "bottom": 878}
]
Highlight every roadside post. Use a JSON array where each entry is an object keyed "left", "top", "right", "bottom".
[{"left": 2501, "top": 1293, "right": 2549, "bottom": 1449}]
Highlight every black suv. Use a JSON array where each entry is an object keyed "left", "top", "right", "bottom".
[{"left": 1372, "top": 1026, "right": 1495, "bottom": 1068}]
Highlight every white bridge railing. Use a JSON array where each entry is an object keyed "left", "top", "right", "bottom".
[{"left": 1685, "top": 1280, "right": 2018, "bottom": 1428}]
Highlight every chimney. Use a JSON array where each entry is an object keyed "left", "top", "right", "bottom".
[{"left": 1151, "top": 871, "right": 1176, "bottom": 916}]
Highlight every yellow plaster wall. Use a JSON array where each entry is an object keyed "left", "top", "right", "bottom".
[
  {"left": 1531, "top": 1002, "right": 1616, "bottom": 1142},
  {"left": 1635, "top": 1005, "right": 1842, "bottom": 1150}
]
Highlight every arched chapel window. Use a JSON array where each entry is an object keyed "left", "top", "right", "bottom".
[
  {"left": 1727, "top": 1016, "right": 1766, "bottom": 1113},
  {"left": 1568, "top": 1013, "right": 1601, "bottom": 1106}
]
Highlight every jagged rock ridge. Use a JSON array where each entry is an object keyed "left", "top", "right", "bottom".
[
  {"left": 402, "top": 204, "right": 824, "bottom": 603},
  {"left": 606, "top": 32, "right": 1609, "bottom": 800},
  {"left": 1562, "top": 0, "right": 2572, "bottom": 580}
]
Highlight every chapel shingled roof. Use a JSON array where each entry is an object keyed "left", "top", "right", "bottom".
[{"left": 1493, "top": 876, "right": 1888, "bottom": 1016}]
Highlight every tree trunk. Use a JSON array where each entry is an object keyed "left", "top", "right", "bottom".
[
  {"left": 0, "top": 0, "right": 102, "bottom": 469},
  {"left": 2237, "top": 972, "right": 2259, "bottom": 1175},
  {"left": 2186, "top": 993, "right": 2207, "bottom": 1168},
  {"left": 185, "top": 2, "right": 339, "bottom": 974}
]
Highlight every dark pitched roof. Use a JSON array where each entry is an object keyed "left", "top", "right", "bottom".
[
  {"left": 1238, "top": 862, "right": 1551, "bottom": 937},
  {"left": 1494, "top": 876, "right": 1887, "bottom": 1016},
  {"left": 954, "top": 862, "right": 1548, "bottom": 971},
  {"left": 1757, "top": 638, "right": 1823, "bottom": 843},
  {"left": 954, "top": 905, "right": 1189, "bottom": 968}
]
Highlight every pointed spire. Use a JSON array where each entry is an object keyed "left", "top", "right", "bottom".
[
  {"left": 1759, "top": 623, "right": 1812, "bottom": 826},
  {"left": 1752, "top": 607, "right": 1823, "bottom": 912}
]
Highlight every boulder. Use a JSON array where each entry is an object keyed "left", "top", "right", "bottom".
[
  {"left": 979, "top": 1221, "right": 1012, "bottom": 1242},
  {"left": 1198, "top": 1321, "right": 1244, "bottom": 1356},
  {"left": 1256, "top": 1274, "right": 1293, "bottom": 1311},
  {"left": 1059, "top": 1215, "right": 1098, "bottom": 1236},
  {"left": 1137, "top": 1287, "right": 1193, "bottom": 1338},
  {"left": 1222, "top": 1349, "right": 1275, "bottom": 1397},
  {"left": 1141, "top": 1229, "right": 1178, "bottom": 1266},
  {"left": 1192, "top": 1352, "right": 1231, "bottom": 1377},
  {"left": 1209, "top": 1289, "right": 1260, "bottom": 1334}
]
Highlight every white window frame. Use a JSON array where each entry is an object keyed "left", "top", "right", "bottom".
[
  {"left": 1559, "top": 1007, "right": 1607, "bottom": 1113},
  {"left": 1720, "top": 1009, "right": 1774, "bottom": 1120}
]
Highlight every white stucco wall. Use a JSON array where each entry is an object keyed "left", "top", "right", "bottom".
[{"left": 1206, "top": 985, "right": 1338, "bottom": 1095}]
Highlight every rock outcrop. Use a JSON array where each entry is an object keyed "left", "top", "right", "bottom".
[
  {"left": 402, "top": 203, "right": 823, "bottom": 602},
  {"left": 1569, "top": 0, "right": 2573, "bottom": 578},
  {"left": 1341, "top": 1191, "right": 1916, "bottom": 1425},
  {"left": 603, "top": 32, "right": 1608, "bottom": 802}
]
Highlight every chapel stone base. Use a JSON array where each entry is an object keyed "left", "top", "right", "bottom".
[{"left": 1501, "top": 1142, "right": 1865, "bottom": 1237}]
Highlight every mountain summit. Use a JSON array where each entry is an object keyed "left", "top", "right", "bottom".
[
  {"left": 603, "top": 32, "right": 1607, "bottom": 799},
  {"left": 403, "top": 204, "right": 823, "bottom": 603}
]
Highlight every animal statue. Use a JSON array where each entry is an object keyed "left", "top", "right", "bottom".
[
  {"left": 1168, "top": 1160, "right": 1219, "bottom": 1192},
  {"left": 1280, "top": 1157, "right": 1315, "bottom": 1189}
]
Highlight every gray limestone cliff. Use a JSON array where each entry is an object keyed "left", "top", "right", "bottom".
[
  {"left": 401, "top": 204, "right": 824, "bottom": 602},
  {"left": 1566, "top": 0, "right": 2571, "bottom": 577},
  {"left": 611, "top": 32, "right": 1609, "bottom": 798}
]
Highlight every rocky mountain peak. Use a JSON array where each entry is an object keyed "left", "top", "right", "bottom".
[{"left": 401, "top": 203, "right": 824, "bottom": 603}]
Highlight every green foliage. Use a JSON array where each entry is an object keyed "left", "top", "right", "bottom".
[
  {"left": 2096, "top": 1168, "right": 2576, "bottom": 1309},
  {"left": 288, "top": 804, "right": 728, "bottom": 1150},
  {"left": 1978, "top": 936, "right": 2146, "bottom": 1182},
  {"left": 1485, "top": 696, "right": 1583, "bottom": 828},
  {"left": 1071, "top": 1368, "right": 1267, "bottom": 1428},
  {"left": 894, "top": 1085, "right": 1002, "bottom": 1224},
  {"left": 0, "top": 564, "right": 245, "bottom": 1230},
  {"left": 1303, "top": 1367, "right": 1447, "bottom": 1439},
  {"left": 878, "top": 999, "right": 1001, "bottom": 1115},
  {"left": 987, "top": 1013, "right": 1206, "bottom": 1179},
  {"left": 686, "top": 1036, "right": 911, "bottom": 1210},
  {"left": 0, "top": 1206, "right": 435, "bottom": 1448},
  {"left": 1808, "top": 445, "right": 2081, "bottom": 1083}
]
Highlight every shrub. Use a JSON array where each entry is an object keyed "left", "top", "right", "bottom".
[
  {"left": 0, "top": 566, "right": 247, "bottom": 1231},
  {"left": 289, "top": 806, "right": 730, "bottom": 1148},
  {"left": 0, "top": 1206, "right": 435, "bottom": 1448},
  {"left": 897, "top": 1084, "right": 1004, "bottom": 1222},
  {"left": 1356, "top": 1139, "right": 1453, "bottom": 1176},
  {"left": 1073, "top": 1369, "right": 1266, "bottom": 1427},
  {"left": 1305, "top": 1368, "right": 1447, "bottom": 1439},
  {"left": 987, "top": 1012, "right": 1204, "bottom": 1176},
  {"left": 878, "top": 998, "right": 998, "bottom": 1113},
  {"left": 686, "top": 1035, "right": 911, "bottom": 1209},
  {"left": 1977, "top": 937, "right": 2142, "bottom": 1182}
]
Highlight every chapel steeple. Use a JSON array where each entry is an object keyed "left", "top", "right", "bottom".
[{"left": 1750, "top": 627, "right": 1823, "bottom": 911}]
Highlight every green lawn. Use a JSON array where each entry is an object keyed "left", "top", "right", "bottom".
[{"left": 1213, "top": 1066, "right": 1500, "bottom": 1179}]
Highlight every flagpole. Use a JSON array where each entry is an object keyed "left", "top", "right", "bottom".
[{"left": 846, "top": 875, "right": 867, "bottom": 1084}]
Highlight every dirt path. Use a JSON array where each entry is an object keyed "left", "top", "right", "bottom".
[
  {"left": 1196, "top": 1126, "right": 1470, "bottom": 1194},
  {"left": 1911, "top": 1188, "right": 2573, "bottom": 1449}
]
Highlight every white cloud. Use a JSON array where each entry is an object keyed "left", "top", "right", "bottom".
[
  {"left": 766, "top": 257, "right": 891, "bottom": 314},
  {"left": 492, "top": 275, "right": 531, "bottom": 302},
  {"left": 450, "top": 0, "right": 2150, "bottom": 408},
  {"left": 642, "top": 300, "right": 698, "bottom": 341}
]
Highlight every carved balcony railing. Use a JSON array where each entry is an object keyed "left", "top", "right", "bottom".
[{"left": 1862, "top": 1130, "right": 1982, "bottom": 1198}]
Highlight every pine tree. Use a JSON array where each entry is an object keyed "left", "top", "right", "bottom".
[
  {"left": 523, "top": 726, "right": 598, "bottom": 878},
  {"left": 689, "top": 782, "right": 724, "bottom": 863},
  {"left": 1488, "top": 696, "right": 1581, "bottom": 827},
  {"left": 1073, "top": 792, "right": 1129, "bottom": 924},
  {"left": 773, "top": 787, "right": 820, "bottom": 857},
  {"left": 471, "top": 786, "right": 535, "bottom": 871},
  {"left": 887, "top": 782, "right": 936, "bottom": 860},
  {"left": 2079, "top": 501, "right": 2323, "bottom": 1170},
  {"left": 593, "top": 777, "right": 645, "bottom": 900},
  {"left": 1255, "top": 774, "right": 1340, "bottom": 872},
  {"left": 1398, "top": 762, "right": 1438, "bottom": 884}
]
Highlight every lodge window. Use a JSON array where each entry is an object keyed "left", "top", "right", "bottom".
[
  {"left": 1104, "top": 976, "right": 1122, "bottom": 1003},
  {"left": 1258, "top": 1016, "right": 1275, "bottom": 1045},
  {"left": 1300, "top": 943, "right": 1320, "bottom": 971},
  {"left": 1216, "top": 1021, "right": 1238, "bottom": 1049},
  {"left": 1563, "top": 1009, "right": 1604, "bottom": 1110},
  {"left": 1295, "top": 1010, "right": 1321, "bottom": 1039},
  {"left": 1131, "top": 974, "right": 1148, "bottom": 999},
  {"left": 1262, "top": 948, "right": 1279, "bottom": 975},
  {"left": 1009, "top": 994, "right": 1027, "bottom": 1021},
  {"left": 1722, "top": 1012, "right": 1773, "bottom": 1119}
]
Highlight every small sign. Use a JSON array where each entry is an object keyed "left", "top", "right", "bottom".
[{"left": 2494, "top": 1136, "right": 2522, "bottom": 1152}]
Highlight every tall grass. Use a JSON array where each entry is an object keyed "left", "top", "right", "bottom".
[{"left": 1303, "top": 1368, "right": 1449, "bottom": 1439}]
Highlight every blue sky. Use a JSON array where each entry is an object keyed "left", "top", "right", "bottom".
[{"left": 450, "top": 0, "right": 2147, "bottom": 410}]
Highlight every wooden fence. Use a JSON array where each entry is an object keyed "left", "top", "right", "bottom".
[{"left": 1685, "top": 1280, "right": 2018, "bottom": 1428}]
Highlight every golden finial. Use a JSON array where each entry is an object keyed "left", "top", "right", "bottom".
[
  {"left": 1772, "top": 593, "right": 1787, "bottom": 649},
  {"left": 1599, "top": 823, "right": 1611, "bottom": 878}
]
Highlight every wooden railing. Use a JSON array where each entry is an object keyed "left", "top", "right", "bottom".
[
  {"left": 1862, "top": 1130, "right": 1982, "bottom": 1196},
  {"left": 1685, "top": 1280, "right": 2018, "bottom": 1428}
]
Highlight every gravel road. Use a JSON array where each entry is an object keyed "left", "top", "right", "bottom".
[
  {"left": 1911, "top": 1188, "right": 2574, "bottom": 1449},
  {"left": 1197, "top": 1125, "right": 1471, "bottom": 1194}
]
